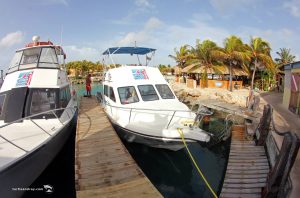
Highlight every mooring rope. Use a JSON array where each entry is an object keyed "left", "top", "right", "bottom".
[{"left": 177, "top": 128, "right": 218, "bottom": 198}]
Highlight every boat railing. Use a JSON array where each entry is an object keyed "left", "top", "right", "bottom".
[
  {"left": 101, "top": 100, "right": 199, "bottom": 129},
  {"left": 0, "top": 107, "right": 77, "bottom": 153}
]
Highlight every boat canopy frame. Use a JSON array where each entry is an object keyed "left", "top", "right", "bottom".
[{"left": 102, "top": 47, "right": 156, "bottom": 68}]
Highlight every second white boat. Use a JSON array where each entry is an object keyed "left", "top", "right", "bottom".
[{"left": 100, "top": 47, "right": 211, "bottom": 151}]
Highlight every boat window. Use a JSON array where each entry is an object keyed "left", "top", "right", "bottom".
[
  {"left": 60, "top": 86, "right": 71, "bottom": 108},
  {"left": 138, "top": 85, "right": 159, "bottom": 101},
  {"left": 118, "top": 86, "right": 139, "bottom": 104},
  {"left": 20, "top": 48, "right": 41, "bottom": 65},
  {"left": 8, "top": 51, "right": 23, "bottom": 71},
  {"left": 39, "top": 48, "right": 58, "bottom": 65},
  {"left": 104, "top": 85, "right": 108, "bottom": 96},
  {"left": 30, "top": 89, "right": 58, "bottom": 115},
  {"left": 0, "top": 94, "right": 6, "bottom": 116},
  {"left": 155, "top": 84, "right": 175, "bottom": 99},
  {"left": 109, "top": 87, "right": 116, "bottom": 102}
]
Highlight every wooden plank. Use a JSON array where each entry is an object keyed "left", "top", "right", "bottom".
[
  {"left": 224, "top": 174, "right": 267, "bottom": 179},
  {"left": 221, "top": 124, "right": 270, "bottom": 196},
  {"left": 222, "top": 182, "right": 266, "bottom": 188},
  {"left": 229, "top": 158, "right": 268, "bottom": 163},
  {"left": 229, "top": 151, "right": 266, "bottom": 155},
  {"left": 75, "top": 97, "right": 162, "bottom": 198},
  {"left": 224, "top": 178, "right": 266, "bottom": 184},
  {"left": 226, "top": 169, "right": 269, "bottom": 174},
  {"left": 229, "top": 148, "right": 266, "bottom": 153},
  {"left": 226, "top": 165, "right": 269, "bottom": 170},
  {"left": 227, "top": 162, "right": 269, "bottom": 167},
  {"left": 228, "top": 156, "right": 267, "bottom": 160},
  {"left": 222, "top": 187, "right": 262, "bottom": 193},
  {"left": 77, "top": 178, "right": 160, "bottom": 198},
  {"left": 221, "top": 193, "right": 261, "bottom": 198}
]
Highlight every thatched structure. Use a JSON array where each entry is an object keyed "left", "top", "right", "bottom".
[{"left": 182, "top": 64, "right": 248, "bottom": 76}]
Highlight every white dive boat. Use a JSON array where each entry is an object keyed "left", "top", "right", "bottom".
[
  {"left": 0, "top": 36, "right": 77, "bottom": 197},
  {"left": 100, "top": 47, "right": 211, "bottom": 151}
]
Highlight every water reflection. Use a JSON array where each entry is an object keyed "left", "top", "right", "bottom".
[{"left": 120, "top": 123, "right": 230, "bottom": 198}]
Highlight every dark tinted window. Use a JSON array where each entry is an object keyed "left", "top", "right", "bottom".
[
  {"left": 0, "top": 94, "right": 5, "bottom": 116},
  {"left": 138, "top": 85, "right": 159, "bottom": 101},
  {"left": 60, "top": 86, "right": 71, "bottom": 108},
  {"left": 3, "top": 87, "right": 28, "bottom": 122},
  {"left": 109, "top": 87, "right": 116, "bottom": 102},
  {"left": 118, "top": 86, "right": 139, "bottom": 104},
  {"left": 30, "top": 89, "right": 58, "bottom": 115},
  {"left": 155, "top": 84, "right": 175, "bottom": 99},
  {"left": 104, "top": 85, "right": 108, "bottom": 96}
]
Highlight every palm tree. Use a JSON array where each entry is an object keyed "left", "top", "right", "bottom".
[
  {"left": 213, "top": 35, "right": 251, "bottom": 91},
  {"left": 275, "top": 48, "right": 296, "bottom": 68},
  {"left": 247, "top": 37, "right": 274, "bottom": 104},
  {"left": 168, "top": 45, "right": 192, "bottom": 68},
  {"left": 190, "top": 39, "right": 220, "bottom": 88}
]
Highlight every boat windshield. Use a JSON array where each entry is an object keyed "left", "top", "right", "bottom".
[
  {"left": 118, "top": 86, "right": 139, "bottom": 104},
  {"left": 155, "top": 84, "right": 175, "bottom": 99},
  {"left": 137, "top": 85, "right": 159, "bottom": 101},
  {"left": 29, "top": 89, "right": 58, "bottom": 115},
  {"left": 8, "top": 47, "right": 59, "bottom": 73}
]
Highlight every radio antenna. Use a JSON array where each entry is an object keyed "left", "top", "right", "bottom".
[{"left": 60, "top": 25, "right": 63, "bottom": 47}]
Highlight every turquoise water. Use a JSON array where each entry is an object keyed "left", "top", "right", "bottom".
[
  {"left": 74, "top": 83, "right": 230, "bottom": 197},
  {"left": 73, "top": 82, "right": 103, "bottom": 96}
]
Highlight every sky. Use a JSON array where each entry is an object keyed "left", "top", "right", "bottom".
[{"left": 0, "top": 0, "right": 300, "bottom": 71}]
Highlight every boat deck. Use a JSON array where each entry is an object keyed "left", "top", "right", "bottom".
[
  {"left": 220, "top": 125, "right": 269, "bottom": 198},
  {"left": 75, "top": 96, "right": 162, "bottom": 197}
]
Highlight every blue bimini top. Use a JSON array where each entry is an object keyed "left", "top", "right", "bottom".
[{"left": 102, "top": 47, "right": 156, "bottom": 55}]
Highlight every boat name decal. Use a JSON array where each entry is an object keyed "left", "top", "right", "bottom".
[
  {"left": 132, "top": 69, "right": 149, "bottom": 80},
  {"left": 16, "top": 71, "right": 34, "bottom": 87}
]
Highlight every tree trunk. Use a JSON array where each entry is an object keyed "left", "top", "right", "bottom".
[
  {"left": 251, "top": 59, "right": 258, "bottom": 90},
  {"left": 229, "top": 61, "right": 233, "bottom": 92},
  {"left": 248, "top": 59, "right": 258, "bottom": 107}
]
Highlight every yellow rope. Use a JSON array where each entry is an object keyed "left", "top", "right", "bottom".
[{"left": 177, "top": 128, "right": 218, "bottom": 198}]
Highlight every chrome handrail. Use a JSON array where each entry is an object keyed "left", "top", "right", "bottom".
[
  {"left": 103, "top": 99, "right": 197, "bottom": 129},
  {"left": 0, "top": 107, "right": 76, "bottom": 129},
  {"left": 0, "top": 106, "right": 77, "bottom": 153},
  {"left": 105, "top": 102, "right": 192, "bottom": 112}
]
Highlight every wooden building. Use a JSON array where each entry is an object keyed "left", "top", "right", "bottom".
[
  {"left": 283, "top": 61, "right": 300, "bottom": 115},
  {"left": 176, "top": 64, "right": 248, "bottom": 89}
]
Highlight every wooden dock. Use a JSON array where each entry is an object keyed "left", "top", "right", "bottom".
[
  {"left": 75, "top": 97, "right": 162, "bottom": 198},
  {"left": 220, "top": 125, "right": 270, "bottom": 198},
  {"left": 198, "top": 99, "right": 261, "bottom": 121}
]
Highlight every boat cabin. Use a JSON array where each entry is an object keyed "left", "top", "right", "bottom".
[
  {"left": 103, "top": 66, "right": 176, "bottom": 106},
  {"left": 0, "top": 37, "right": 72, "bottom": 123},
  {"left": 101, "top": 47, "right": 177, "bottom": 107}
]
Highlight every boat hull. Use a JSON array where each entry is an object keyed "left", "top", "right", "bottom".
[
  {"left": 108, "top": 117, "right": 196, "bottom": 151},
  {"left": 0, "top": 111, "right": 77, "bottom": 198}
]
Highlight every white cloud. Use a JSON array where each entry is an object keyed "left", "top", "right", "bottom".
[
  {"left": 117, "top": 17, "right": 163, "bottom": 46},
  {"left": 37, "top": 0, "right": 68, "bottom": 6},
  {"left": 115, "top": 14, "right": 300, "bottom": 65},
  {"left": 144, "top": 17, "right": 163, "bottom": 30},
  {"left": 284, "top": 0, "right": 300, "bottom": 17},
  {"left": 238, "top": 26, "right": 300, "bottom": 61},
  {"left": 135, "top": 0, "right": 152, "bottom": 8},
  {"left": 115, "top": 16, "right": 231, "bottom": 65},
  {"left": 64, "top": 45, "right": 99, "bottom": 61},
  {"left": 209, "top": 0, "right": 259, "bottom": 14},
  {"left": 0, "top": 31, "right": 24, "bottom": 48},
  {"left": 112, "top": 0, "right": 155, "bottom": 25}
]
